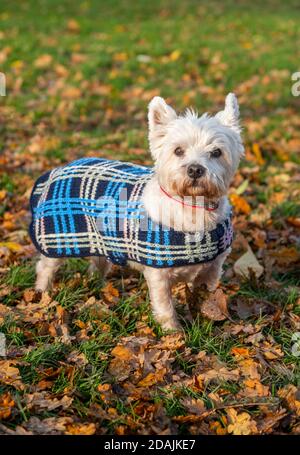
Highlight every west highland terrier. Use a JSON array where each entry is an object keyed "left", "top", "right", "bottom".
[{"left": 30, "top": 93, "right": 244, "bottom": 330}]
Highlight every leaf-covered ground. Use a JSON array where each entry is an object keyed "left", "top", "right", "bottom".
[{"left": 0, "top": 0, "right": 299, "bottom": 435}]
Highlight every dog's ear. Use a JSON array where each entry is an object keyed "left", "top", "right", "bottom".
[
  {"left": 148, "top": 96, "right": 177, "bottom": 132},
  {"left": 215, "top": 93, "right": 241, "bottom": 134},
  {"left": 148, "top": 97, "right": 177, "bottom": 159}
]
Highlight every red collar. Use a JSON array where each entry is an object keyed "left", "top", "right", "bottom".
[{"left": 159, "top": 186, "right": 219, "bottom": 211}]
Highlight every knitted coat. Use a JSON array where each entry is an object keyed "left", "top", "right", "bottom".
[{"left": 29, "top": 158, "right": 233, "bottom": 268}]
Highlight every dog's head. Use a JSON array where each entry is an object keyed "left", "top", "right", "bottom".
[{"left": 148, "top": 94, "right": 244, "bottom": 199}]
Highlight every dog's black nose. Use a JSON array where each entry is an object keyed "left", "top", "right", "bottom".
[{"left": 187, "top": 164, "right": 206, "bottom": 179}]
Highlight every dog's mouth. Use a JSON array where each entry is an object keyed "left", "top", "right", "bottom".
[{"left": 172, "top": 177, "right": 224, "bottom": 199}]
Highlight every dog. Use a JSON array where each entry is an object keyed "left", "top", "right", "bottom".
[{"left": 30, "top": 93, "right": 244, "bottom": 331}]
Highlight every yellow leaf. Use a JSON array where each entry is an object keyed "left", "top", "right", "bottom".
[
  {"left": 231, "top": 347, "right": 251, "bottom": 358},
  {"left": 227, "top": 408, "right": 258, "bottom": 435},
  {"left": 65, "top": 423, "right": 96, "bottom": 435},
  {"left": 138, "top": 368, "right": 166, "bottom": 387},
  {"left": 0, "top": 393, "right": 14, "bottom": 420},
  {"left": 252, "top": 142, "right": 265, "bottom": 165},
  {"left": 0, "top": 242, "right": 22, "bottom": 252},
  {"left": 229, "top": 193, "right": 251, "bottom": 214},
  {"left": 111, "top": 345, "right": 132, "bottom": 361},
  {"left": 102, "top": 282, "right": 119, "bottom": 303},
  {"left": 113, "top": 52, "right": 128, "bottom": 62},
  {"left": 169, "top": 49, "right": 181, "bottom": 61}
]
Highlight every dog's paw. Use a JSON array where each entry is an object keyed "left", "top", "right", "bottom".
[{"left": 160, "top": 318, "right": 183, "bottom": 332}]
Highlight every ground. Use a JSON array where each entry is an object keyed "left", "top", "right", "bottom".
[{"left": 0, "top": 0, "right": 299, "bottom": 435}]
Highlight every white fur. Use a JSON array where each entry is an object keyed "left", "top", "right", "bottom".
[{"left": 35, "top": 94, "right": 244, "bottom": 331}]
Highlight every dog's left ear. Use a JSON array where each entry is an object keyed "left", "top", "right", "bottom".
[{"left": 215, "top": 93, "right": 241, "bottom": 134}]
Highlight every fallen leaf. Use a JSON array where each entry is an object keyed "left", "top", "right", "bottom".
[
  {"left": 252, "top": 143, "right": 265, "bottom": 165},
  {"left": 34, "top": 54, "right": 53, "bottom": 69},
  {"left": 25, "top": 392, "right": 73, "bottom": 411},
  {"left": 0, "top": 242, "right": 22, "bottom": 252},
  {"left": 169, "top": 49, "right": 181, "bottom": 61},
  {"left": 201, "top": 289, "right": 229, "bottom": 321},
  {"left": 181, "top": 397, "right": 206, "bottom": 415},
  {"left": 278, "top": 385, "right": 300, "bottom": 416},
  {"left": 102, "top": 282, "right": 119, "bottom": 304},
  {"left": 137, "top": 368, "right": 166, "bottom": 387},
  {"left": 287, "top": 217, "right": 300, "bottom": 228},
  {"left": 234, "top": 247, "right": 264, "bottom": 278},
  {"left": 197, "top": 363, "right": 240, "bottom": 385},
  {"left": 0, "top": 393, "right": 15, "bottom": 419},
  {"left": 229, "top": 194, "right": 251, "bottom": 214},
  {"left": 65, "top": 423, "right": 96, "bottom": 435},
  {"left": 231, "top": 347, "right": 251, "bottom": 358},
  {"left": 227, "top": 408, "right": 258, "bottom": 435},
  {"left": 67, "top": 19, "right": 80, "bottom": 33},
  {"left": 241, "top": 378, "right": 269, "bottom": 397},
  {"left": 0, "top": 361, "right": 25, "bottom": 390},
  {"left": 239, "top": 359, "right": 261, "bottom": 380},
  {"left": 111, "top": 345, "right": 133, "bottom": 361}
]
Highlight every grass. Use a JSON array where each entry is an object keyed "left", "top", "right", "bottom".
[{"left": 0, "top": 0, "right": 299, "bottom": 435}]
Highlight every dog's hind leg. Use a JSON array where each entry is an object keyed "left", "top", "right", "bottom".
[
  {"left": 88, "top": 256, "right": 112, "bottom": 279},
  {"left": 35, "top": 255, "right": 64, "bottom": 291},
  {"left": 143, "top": 267, "right": 181, "bottom": 331}
]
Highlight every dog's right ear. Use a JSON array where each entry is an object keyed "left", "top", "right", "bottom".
[{"left": 148, "top": 97, "right": 177, "bottom": 159}]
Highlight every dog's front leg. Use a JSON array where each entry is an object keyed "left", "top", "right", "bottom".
[
  {"left": 193, "top": 249, "right": 231, "bottom": 292},
  {"left": 143, "top": 267, "right": 181, "bottom": 331}
]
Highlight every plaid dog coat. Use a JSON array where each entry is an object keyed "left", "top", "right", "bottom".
[{"left": 29, "top": 158, "right": 233, "bottom": 268}]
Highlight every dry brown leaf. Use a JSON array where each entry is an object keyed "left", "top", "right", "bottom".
[
  {"left": 102, "top": 281, "right": 119, "bottom": 304},
  {"left": 25, "top": 392, "right": 73, "bottom": 411},
  {"left": 241, "top": 378, "right": 270, "bottom": 397},
  {"left": 181, "top": 397, "right": 206, "bottom": 415},
  {"left": 239, "top": 359, "right": 261, "bottom": 380},
  {"left": 201, "top": 288, "right": 229, "bottom": 321},
  {"left": 287, "top": 217, "right": 300, "bottom": 228},
  {"left": 137, "top": 368, "right": 166, "bottom": 387},
  {"left": 0, "top": 361, "right": 25, "bottom": 390},
  {"left": 234, "top": 247, "right": 264, "bottom": 278},
  {"left": 197, "top": 364, "right": 240, "bottom": 385},
  {"left": 278, "top": 385, "right": 300, "bottom": 416},
  {"left": 108, "top": 358, "right": 132, "bottom": 382}
]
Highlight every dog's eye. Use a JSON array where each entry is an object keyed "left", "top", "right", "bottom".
[
  {"left": 210, "top": 148, "right": 222, "bottom": 158},
  {"left": 174, "top": 147, "right": 184, "bottom": 157}
]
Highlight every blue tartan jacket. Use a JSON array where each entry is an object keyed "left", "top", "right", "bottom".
[{"left": 29, "top": 158, "right": 233, "bottom": 268}]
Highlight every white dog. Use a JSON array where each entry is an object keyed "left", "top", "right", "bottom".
[{"left": 33, "top": 94, "right": 244, "bottom": 331}]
